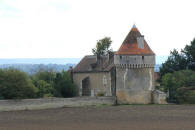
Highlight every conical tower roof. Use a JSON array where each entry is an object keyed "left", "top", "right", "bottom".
[{"left": 115, "top": 25, "right": 155, "bottom": 55}]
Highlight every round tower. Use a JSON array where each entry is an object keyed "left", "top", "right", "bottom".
[{"left": 114, "top": 25, "right": 155, "bottom": 104}]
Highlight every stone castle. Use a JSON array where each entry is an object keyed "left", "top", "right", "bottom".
[{"left": 72, "top": 25, "right": 165, "bottom": 104}]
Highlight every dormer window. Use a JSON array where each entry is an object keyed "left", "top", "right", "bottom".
[{"left": 137, "top": 35, "right": 144, "bottom": 49}]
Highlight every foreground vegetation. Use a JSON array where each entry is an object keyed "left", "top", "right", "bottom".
[
  {"left": 159, "top": 38, "right": 195, "bottom": 103},
  {"left": 0, "top": 69, "right": 76, "bottom": 99}
]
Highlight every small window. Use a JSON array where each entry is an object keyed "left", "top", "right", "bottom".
[
  {"left": 103, "top": 75, "right": 107, "bottom": 86},
  {"left": 120, "top": 56, "right": 122, "bottom": 59},
  {"left": 142, "top": 56, "right": 144, "bottom": 60}
]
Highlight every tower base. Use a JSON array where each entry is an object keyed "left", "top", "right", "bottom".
[{"left": 116, "top": 90, "right": 152, "bottom": 104}]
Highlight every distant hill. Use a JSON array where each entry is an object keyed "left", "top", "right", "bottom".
[
  {"left": 0, "top": 58, "right": 81, "bottom": 65},
  {"left": 0, "top": 56, "right": 168, "bottom": 65},
  {"left": 0, "top": 64, "right": 76, "bottom": 75},
  {"left": 0, "top": 56, "right": 167, "bottom": 74}
]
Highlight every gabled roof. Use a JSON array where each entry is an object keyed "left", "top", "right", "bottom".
[
  {"left": 115, "top": 25, "right": 155, "bottom": 55},
  {"left": 73, "top": 54, "right": 114, "bottom": 73}
]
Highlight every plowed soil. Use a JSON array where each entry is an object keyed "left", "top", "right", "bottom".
[{"left": 0, "top": 105, "right": 195, "bottom": 130}]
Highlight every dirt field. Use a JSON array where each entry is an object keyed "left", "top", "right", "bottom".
[{"left": 0, "top": 105, "right": 195, "bottom": 130}]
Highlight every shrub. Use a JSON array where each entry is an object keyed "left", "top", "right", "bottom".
[
  {"left": 31, "top": 70, "right": 56, "bottom": 97},
  {"left": 177, "top": 87, "right": 195, "bottom": 104},
  {"left": 36, "top": 80, "right": 54, "bottom": 97},
  {"left": 0, "top": 69, "right": 38, "bottom": 99},
  {"left": 54, "top": 71, "right": 76, "bottom": 97},
  {"left": 97, "top": 91, "right": 105, "bottom": 96},
  {"left": 161, "top": 70, "right": 195, "bottom": 103}
]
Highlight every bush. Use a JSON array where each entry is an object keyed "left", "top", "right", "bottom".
[
  {"left": 161, "top": 70, "right": 195, "bottom": 103},
  {"left": 54, "top": 71, "right": 76, "bottom": 97},
  {"left": 0, "top": 69, "right": 38, "bottom": 99},
  {"left": 36, "top": 80, "right": 54, "bottom": 97},
  {"left": 31, "top": 70, "right": 56, "bottom": 98},
  {"left": 97, "top": 91, "right": 105, "bottom": 96},
  {"left": 177, "top": 87, "right": 195, "bottom": 104}
]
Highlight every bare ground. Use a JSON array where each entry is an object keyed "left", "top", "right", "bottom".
[{"left": 0, "top": 105, "right": 195, "bottom": 130}]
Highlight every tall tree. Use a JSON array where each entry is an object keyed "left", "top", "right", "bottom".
[
  {"left": 182, "top": 38, "right": 195, "bottom": 70},
  {"left": 159, "top": 49, "right": 187, "bottom": 79},
  {"left": 92, "top": 37, "right": 112, "bottom": 56}
]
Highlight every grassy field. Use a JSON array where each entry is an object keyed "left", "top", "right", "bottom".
[{"left": 0, "top": 104, "right": 195, "bottom": 130}]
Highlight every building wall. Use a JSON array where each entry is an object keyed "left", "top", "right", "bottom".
[
  {"left": 114, "top": 55, "right": 155, "bottom": 66},
  {"left": 116, "top": 67, "right": 155, "bottom": 104},
  {"left": 73, "top": 72, "right": 112, "bottom": 96}
]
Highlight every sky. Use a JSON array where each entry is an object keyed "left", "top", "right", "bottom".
[{"left": 0, "top": 0, "right": 195, "bottom": 58}]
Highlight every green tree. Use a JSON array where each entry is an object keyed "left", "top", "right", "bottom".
[
  {"left": 0, "top": 69, "right": 38, "bottom": 99},
  {"left": 36, "top": 80, "right": 54, "bottom": 97},
  {"left": 159, "top": 38, "right": 195, "bottom": 79},
  {"left": 54, "top": 71, "right": 76, "bottom": 97},
  {"left": 159, "top": 49, "right": 187, "bottom": 79},
  {"left": 31, "top": 70, "right": 55, "bottom": 97},
  {"left": 92, "top": 37, "right": 112, "bottom": 56},
  {"left": 182, "top": 38, "right": 195, "bottom": 70},
  {"left": 161, "top": 70, "right": 195, "bottom": 103}
]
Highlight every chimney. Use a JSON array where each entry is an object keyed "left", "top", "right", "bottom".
[{"left": 137, "top": 35, "right": 144, "bottom": 49}]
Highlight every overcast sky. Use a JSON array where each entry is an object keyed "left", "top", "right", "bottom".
[{"left": 0, "top": 0, "right": 195, "bottom": 58}]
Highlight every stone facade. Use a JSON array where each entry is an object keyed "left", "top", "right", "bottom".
[
  {"left": 72, "top": 25, "right": 165, "bottom": 104},
  {"left": 73, "top": 72, "right": 113, "bottom": 96},
  {"left": 153, "top": 90, "right": 167, "bottom": 104},
  {"left": 115, "top": 67, "right": 155, "bottom": 104}
]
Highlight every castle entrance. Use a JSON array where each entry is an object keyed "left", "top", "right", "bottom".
[{"left": 82, "top": 77, "right": 91, "bottom": 96}]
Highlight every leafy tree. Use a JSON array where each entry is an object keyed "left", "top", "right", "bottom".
[
  {"left": 36, "top": 80, "right": 54, "bottom": 97},
  {"left": 92, "top": 37, "right": 112, "bottom": 56},
  {"left": 177, "top": 87, "right": 195, "bottom": 104},
  {"left": 31, "top": 70, "right": 56, "bottom": 97},
  {"left": 54, "top": 71, "right": 76, "bottom": 97},
  {"left": 32, "top": 70, "right": 56, "bottom": 85},
  {"left": 161, "top": 70, "right": 195, "bottom": 102},
  {"left": 159, "top": 38, "right": 195, "bottom": 79},
  {"left": 182, "top": 38, "right": 195, "bottom": 70},
  {"left": 0, "top": 69, "right": 38, "bottom": 99},
  {"left": 159, "top": 49, "right": 187, "bottom": 79}
]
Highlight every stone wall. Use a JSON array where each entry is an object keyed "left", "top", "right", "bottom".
[
  {"left": 152, "top": 90, "right": 167, "bottom": 104},
  {"left": 114, "top": 55, "right": 155, "bottom": 67},
  {"left": 73, "top": 72, "right": 112, "bottom": 96},
  {"left": 116, "top": 68, "right": 155, "bottom": 104},
  {"left": 0, "top": 97, "right": 116, "bottom": 112}
]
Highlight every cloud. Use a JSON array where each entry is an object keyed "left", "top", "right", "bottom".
[
  {"left": 0, "top": 0, "right": 71, "bottom": 18},
  {"left": 0, "top": 0, "right": 195, "bottom": 58}
]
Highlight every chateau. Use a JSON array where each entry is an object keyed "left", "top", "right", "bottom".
[{"left": 72, "top": 25, "right": 164, "bottom": 104}]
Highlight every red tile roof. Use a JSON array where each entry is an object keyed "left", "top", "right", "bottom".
[{"left": 115, "top": 26, "right": 155, "bottom": 55}]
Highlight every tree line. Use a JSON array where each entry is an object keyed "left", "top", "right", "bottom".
[
  {"left": 0, "top": 69, "right": 76, "bottom": 99},
  {"left": 158, "top": 38, "right": 195, "bottom": 103}
]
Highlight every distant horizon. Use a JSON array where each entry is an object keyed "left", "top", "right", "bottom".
[{"left": 0, "top": 55, "right": 168, "bottom": 65}]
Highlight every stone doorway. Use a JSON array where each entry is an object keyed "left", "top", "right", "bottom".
[{"left": 82, "top": 77, "right": 90, "bottom": 96}]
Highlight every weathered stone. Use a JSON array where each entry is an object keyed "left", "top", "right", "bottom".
[
  {"left": 73, "top": 72, "right": 113, "bottom": 96},
  {"left": 152, "top": 90, "right": 167, "bottom": 104}
]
